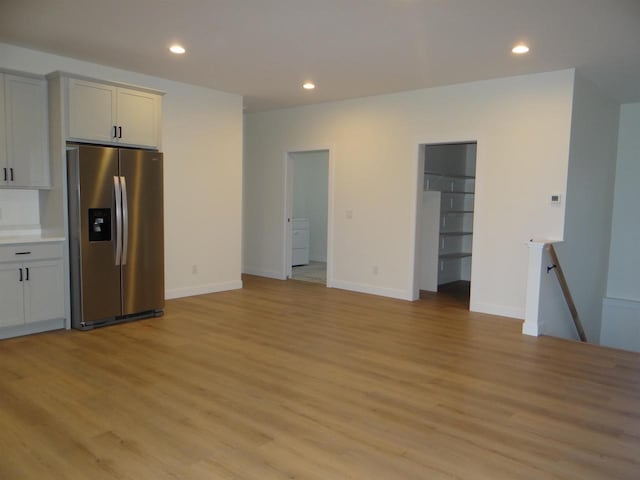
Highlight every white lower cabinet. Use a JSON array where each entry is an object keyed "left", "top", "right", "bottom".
[
  {"left": 0, "top": 242, "right": 65, "bottom": 335},
  {"left": 292, "top": 218, "right": 310, "bottom": 266},
  {"left": 23, "top": 260, "right": 65, "bottom": 324},
  {"left": 0, "top": 262, "right": 24, "bottom": 328}
]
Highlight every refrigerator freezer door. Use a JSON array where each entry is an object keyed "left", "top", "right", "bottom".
[
  {"left": 119, "top": 149, "right": 164, "bottom": 315},
  {"left": 70, "top": 145, "right": 122, "bottom": 325}
]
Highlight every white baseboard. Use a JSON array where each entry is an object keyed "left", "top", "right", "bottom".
[
  {"left": 242, "top": 266, "right": 286, "bottom": 280},
  {"left": 165, "top": 280, "right": 243, "bottom": 300},
  {"left": 522, "top": 321, "right": 540, "bottom": 336},
  {"left": 471, "top": 301, "right": 525, "bottom": 320},
  {"left": 329, "top": 280, "right": 412, "bottom": 300},
  {"left": 0, "top": 318, "right": 65, "bottom": 339}
]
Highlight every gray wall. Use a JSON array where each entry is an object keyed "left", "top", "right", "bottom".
[
  {"left": 555, "top": 74, "right": 620, "bottom": 343},
  {"left": 600, "top": 102, "right": 640, "bottom": 351},
  {"left": 606, "top": 103, "right": 640, "bottom": 300}
]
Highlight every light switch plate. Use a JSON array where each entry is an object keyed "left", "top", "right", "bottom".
[{"left": 551, "top": 194, "right": 561, "bottom": 205}]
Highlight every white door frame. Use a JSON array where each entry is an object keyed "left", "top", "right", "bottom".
[
  {"left": 283, "top": 147, "right": 335, "bottom": 285},
  {"left": 411, "top": 138, "right": 481, "bottom": 306}
]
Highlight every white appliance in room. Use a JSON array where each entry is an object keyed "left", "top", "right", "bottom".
[{"left": 292, "top": 218, "right": 310, "bottom": 266}]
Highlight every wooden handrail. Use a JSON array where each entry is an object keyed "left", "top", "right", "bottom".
[{"left": 546, "top": 244, "right": 587, "bottom": 342}]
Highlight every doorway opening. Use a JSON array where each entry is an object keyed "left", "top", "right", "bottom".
[
  {"left": 416, "top": 142, "right": 477, "bottom": 308},
  {"left": 284, "top": 150, "right": 330, "bottom": 285}
]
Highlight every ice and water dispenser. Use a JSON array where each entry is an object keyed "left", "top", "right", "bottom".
[{"left": 88, "top": 208, "right": 111, "bottom": 242}]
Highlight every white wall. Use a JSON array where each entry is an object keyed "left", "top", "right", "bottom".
[
  {"left": 601, "top": 102, "right": 640, "bottom": 351},
  {"left": 292, "top": 151, "right": 328, "bottom": 262},
  {"left": 418, "top": 191, "right": 440, "bottom": 292},
  {"left": 523, "top": 241, "right": 577, "bottom": 338},
  {"left": 244, "top": 70, "right": 575, "bottom": 316},
  {"left": 0, "top": 43, "right": 243, "bottom": 298},
  {"left": 606, "top": 103, "right": 640, "bottom": 300},
  {"left": 554, "top": 74, "right": 620, "bottom": 343}
]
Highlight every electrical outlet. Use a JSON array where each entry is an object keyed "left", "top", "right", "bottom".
[
  {"left": 372, "top": 265, "right": 379, "bottom": 275},
  {"left": 346, "top": 210, "right": 353, "bottom": 219},
  {"left": 191, "top": 264, "right": 198, "bottom": 274}
]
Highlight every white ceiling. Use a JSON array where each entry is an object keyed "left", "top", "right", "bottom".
[{"left": 1, "top": 0, "right": 639, "bottom": 112}]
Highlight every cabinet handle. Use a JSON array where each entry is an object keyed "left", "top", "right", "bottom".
[
  {"left": 118, "top": 126, "right": 122, "bottom": 139},
  {"left": 15, "top": 251, "right": 32, "bottom": 255},
  {"left": 10, "top": 168, "right": 14, "bottom": 181},
  {"left": 19, "top": 268, "right": 23, "bottom": 282},
  {"left": 3, "top": 168, "right": 6, "bottom": 181},
  {"left": 25, "top": 267, "right": 29, "bottom": 281},
  {"left": 113, "top": 125, "right": 118, "bottom": 138}
]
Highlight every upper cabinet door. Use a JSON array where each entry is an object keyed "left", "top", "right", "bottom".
[
  {"left": 68, "top": 78, "right": 117, "bottom": 144},
  {"left": 116, "top": 88, "right": 160, "bottom": 149},
  {"left": 0, "top": 74, "right": 7, "bottom": 186},
  {"left": 4, "top": 74, "right": 50, "bottom": 188},
  {"left": 66, "top": 78, "right": 161, "bottom": 149}
]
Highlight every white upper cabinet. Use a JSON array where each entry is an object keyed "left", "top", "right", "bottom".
[
  {"left": 0, "top": 77, "right": 6, "bottom": 179},
  {"left": 116, "top": 88, "right": 159, "bottom": 148},
  {"left": 68, "top": 78, "right": 117, "bottom": 145},
  {"left": 0, "top": 72, "right": 50, "bottom": 188},
  {"left": 67, "top": 76, "right": 162, "bottom": 149}
]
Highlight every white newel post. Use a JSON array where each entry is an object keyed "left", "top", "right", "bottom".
[{"left": 523, "top": 241, "right": 547, "bottom": 336}]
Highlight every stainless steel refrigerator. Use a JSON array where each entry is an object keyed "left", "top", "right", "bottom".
[{"left": 67, "top": 144, "right": 164, "bottom": 329}]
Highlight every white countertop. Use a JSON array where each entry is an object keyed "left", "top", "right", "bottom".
[{"left": 0, "top": 235, "right": 66, "bottom": 246}]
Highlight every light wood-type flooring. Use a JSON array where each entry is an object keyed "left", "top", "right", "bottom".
[
  {"left": 292, "top": 261, "right": 327, "bottom": 284},
  {"left": 1, "top": 275, "right": 639, "bottom": 479}
]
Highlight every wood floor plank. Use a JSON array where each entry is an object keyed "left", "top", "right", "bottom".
[{"left": 1, "top": 274, "right": 640, "bottom": 479}]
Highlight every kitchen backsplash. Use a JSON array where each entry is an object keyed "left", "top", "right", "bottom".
[{"left": 0, "top": 189, "right": 41, "bottom": 234}]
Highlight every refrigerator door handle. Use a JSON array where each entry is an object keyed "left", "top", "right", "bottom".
[
  {"left": 121, "top": 176, "right": 129, "bottom": 266},
  {"left": 113, "top": 176, "right": 122, "bottom": 266}
]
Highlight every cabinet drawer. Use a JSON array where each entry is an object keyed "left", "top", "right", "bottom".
[
  {"left": 292, "top": 218, "right": 309, "bottom": 230},
  {"left": 0, "top": 243, "right": 64, "bottom": 263}
]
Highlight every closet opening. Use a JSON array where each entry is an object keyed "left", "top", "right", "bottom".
[{"left": 416, "top": 142, "right": 477, "bottom": 308}]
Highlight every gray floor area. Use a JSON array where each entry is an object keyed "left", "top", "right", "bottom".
[{"left": 292, "top": 261, "right": 327, "bottom": 284}]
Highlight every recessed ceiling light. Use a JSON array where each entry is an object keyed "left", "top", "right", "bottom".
[
  {"left": 169, "top": 45, "right": 186, "bottom": 54},
  {"left": 303, "top": 82, "right": 316, "bottom": 90},
  {"left": 512, "top": 44, "right": 530, "bottom": 55}
]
